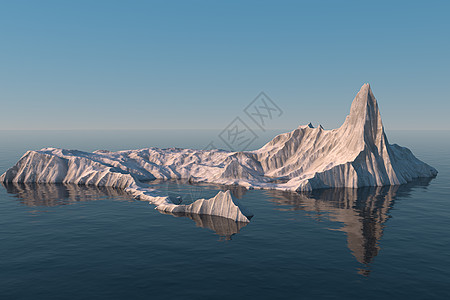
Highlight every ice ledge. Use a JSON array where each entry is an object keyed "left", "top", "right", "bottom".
[{"left": 156, "top": 190, "right": 252, "bottom": 223}]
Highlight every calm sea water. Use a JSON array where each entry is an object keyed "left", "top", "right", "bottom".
[{"left": 0, "top": 130, "right": 449, "bottom": 299}]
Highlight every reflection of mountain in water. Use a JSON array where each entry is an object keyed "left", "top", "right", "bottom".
[
  {"left": 267, "top": 178, "right": 432, "bottom": 275},
  {"left": 2, "top": 182, "right": 132, "bottom": 207},
  {"left": 2, "top": 182, "right": 249, "bottom": 240},
  {"left": 161, "top": 211, "right": 249, "bottom": 240},
  {"left": 4, "top": 178, "right": 431, "bottom": 252}
]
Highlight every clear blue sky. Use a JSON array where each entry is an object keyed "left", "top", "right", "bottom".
[{"left": 1, "top": 0, "right": 449, "bottom": 130}]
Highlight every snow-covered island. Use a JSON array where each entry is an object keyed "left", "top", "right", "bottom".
[{"left": 0, "top": 84, "right": 437, "bottom": 222}]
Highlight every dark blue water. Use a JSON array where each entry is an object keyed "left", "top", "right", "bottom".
[{"left": 1, "top": 130, "right": 449, "bottom": 299}]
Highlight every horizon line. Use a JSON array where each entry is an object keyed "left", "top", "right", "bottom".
[{"left": 0, "top": 128, "right": 449, "bottom": 132}]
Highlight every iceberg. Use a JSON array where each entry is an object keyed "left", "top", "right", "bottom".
[{"left": 0, "top": 84, "right": 437, "bottom": 221}]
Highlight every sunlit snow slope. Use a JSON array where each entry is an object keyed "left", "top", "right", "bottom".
[{"left": 1, "top": 84, "right": 437, "bottom": 221}]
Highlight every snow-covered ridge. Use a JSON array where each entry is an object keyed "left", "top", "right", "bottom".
[
  {"left": 0, "top": 149, "right": 253, "bottom": 222},
  {"left": 1, "top": 84, "right": 437, "bottom": 221}
]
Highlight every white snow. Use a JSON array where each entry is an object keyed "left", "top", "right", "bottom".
[{"left": 0, "top": 84, "right": 437, "bottom": 221}]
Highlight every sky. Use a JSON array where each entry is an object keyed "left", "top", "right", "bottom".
[{"left": 0, "top": 0, "right": 449, "bottom": 130}]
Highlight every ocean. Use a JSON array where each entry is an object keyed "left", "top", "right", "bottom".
[{"left": 0, "top": 129, "right": 449, "bottom": 299}]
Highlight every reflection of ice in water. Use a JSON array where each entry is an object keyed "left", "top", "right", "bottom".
[
  {"left": 161, "top": 212, "right": 249, "bottom": 241},
  {"left": 2, "top": 182, "right": 133, "bottom": 207},
  {"left": 3, "top": 181, "right": 249, "bottom": 240},
  {"left": 4, "top": 178, "right": 433, "bottom": 268},
  {"left": 267, "top": 178, "right": 433, "bottom": 276}
]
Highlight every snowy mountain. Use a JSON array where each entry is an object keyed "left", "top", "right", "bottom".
[
  {"left": 253, "top": 83, "right": 437, "bottom": 191},
  {"left": 0, "top": 84, "right": 437, "bottom": 221}
]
